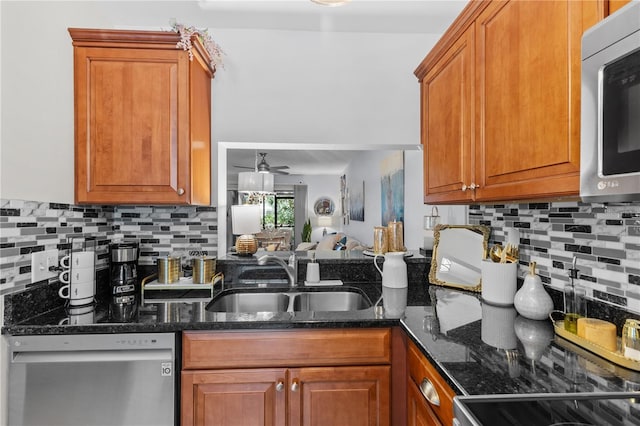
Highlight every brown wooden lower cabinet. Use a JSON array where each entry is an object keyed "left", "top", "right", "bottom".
[
  {"left": 407, "top": 376, "right": 443, "bottom": 426},
  {"left": 290, "top": 366, "right": 390, "bottom": 426},
  {"left": 407, "top": 340, "right": 455, "bottom": 426},
  {"left": 182, "top": 366, "right": 389, "bottom": 426},
  {"left": 181, "top": 329, "right": 392, "bottom": 426},
  {"left": 181, "top": 368, "right": 286, "bottom": 426}
]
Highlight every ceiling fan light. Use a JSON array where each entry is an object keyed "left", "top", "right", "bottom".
[
  {"left": 238, "top": 171, "right": 274, "bottom": 193},
  {"left": 310, "top": 0, "right": 351, "bottom": 6}
]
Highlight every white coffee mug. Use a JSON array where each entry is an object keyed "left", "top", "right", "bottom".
[
  {"left": 58, "top": 280, "right": 95, "bottom": 305},
  {"left": 60, "top": 252, "right": 95, "bottom": 269},
  {"left": 59, "top": 267, "right": 95, "bottom": 284},
  {"left": 58, "top": 307, "right": 95, "bottom": 325}
]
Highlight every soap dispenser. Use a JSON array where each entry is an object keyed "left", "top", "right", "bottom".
[
  {"left": 563, "top": 256, "right": 587, "bottom": 334},
  {"left": 306, "top": 252, "right": 320, "bottom": 284}
]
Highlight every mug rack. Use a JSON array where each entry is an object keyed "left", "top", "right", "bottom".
[
  {"left": 140, "top": 273, "right": 222, "bottom": 301},
  {"left": 56, "top": 236, "right": 98, "bottom": 308}
]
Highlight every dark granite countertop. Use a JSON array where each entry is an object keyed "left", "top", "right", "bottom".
[
  {"left": 3, "top": 282, "right": 398, "bottom": 335},
  {"left": 402, "top": 287, "right": 640, "bottom": 397},
  {"left": 4, "top": 251, "right": 640, "bottom": 405}
]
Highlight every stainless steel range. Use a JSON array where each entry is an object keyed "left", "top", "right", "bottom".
[{"left": 453, "top": 392, "right": 640, "bottom": 426}]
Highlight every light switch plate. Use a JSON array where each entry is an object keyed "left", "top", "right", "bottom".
[{"left": 31, "top": 249, "right": 59, "bottom": 282}]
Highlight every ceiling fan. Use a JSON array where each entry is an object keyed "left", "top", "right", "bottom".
[{"left": 235, "top": 152, "right": 290, "bottom": 175}]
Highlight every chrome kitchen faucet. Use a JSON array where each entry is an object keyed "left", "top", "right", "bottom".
[{"left": 257, "top": 253, "right": 298, "bottom": 287}]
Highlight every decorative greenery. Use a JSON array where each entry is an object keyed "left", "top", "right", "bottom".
[
  {"left": 172, "top": 22, "right": 224, "bottom": 69},
  {"left": 302, "top": 219, "right": 312, "bottom": 243}
]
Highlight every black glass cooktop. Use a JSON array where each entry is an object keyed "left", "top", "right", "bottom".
[{"left": 454, "top": 392, "right": 640, "bottom": 426}]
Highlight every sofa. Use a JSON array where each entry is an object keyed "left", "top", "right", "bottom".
[
  {"left": 255, "top": 228, "right": 292, "bottom": 251},
  {"left": 295, "top": 232, "right": 367, "bottom": 252}
]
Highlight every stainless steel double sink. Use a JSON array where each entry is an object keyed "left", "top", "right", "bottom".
[{"left": 206, "top": 288, "right": 372, "bottom": 313}]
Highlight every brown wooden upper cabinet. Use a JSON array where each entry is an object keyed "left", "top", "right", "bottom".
[
  {"left": 416, "top": 0, "right": 607, "bottom": 204},
  {"left": 69, "top": 28, "right": 215, "bottom": 205},
  {"left": 609, "top": 0, "right": 632, "bottom": 15}
]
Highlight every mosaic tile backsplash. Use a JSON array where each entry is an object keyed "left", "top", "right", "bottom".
[
  {"left": 0, "top": 199, "right": 218, "bottom": 295},
  {"left": 1, "top": 198, "right": 639, "bottom": 316},
  {"left": 468, "top": 201, "right": 640, "bottom": 315}
]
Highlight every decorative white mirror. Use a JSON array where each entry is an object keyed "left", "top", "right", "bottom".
[
  {"left": 429, "top": 224, "right": 490, "bottom": 292},
  {"left": 314, "top": 197, "right": 335, "bottom": 216}
]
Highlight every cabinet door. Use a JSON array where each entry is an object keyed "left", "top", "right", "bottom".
[
  {"left": 407, "top": 377, "right": 442, "bottom": 426},
  {"left": 74, "top": 46, "right": 191, "bottom": 204},
  {"left": 189, "top": 55, "right": 212, "bottom": 206},
  {"left": 421, "top": 26, "right": 475, "bottom": 204},
  {"left": 289, "top": 366, "right": 390, "bottom": 426},
  {"left": 407, "top": 341, "right": 455, "bottom": 425},
  {"left": 474, "top": 0, "right": 600, "bottom": 201},
  {"left": 181, "top": 368, "right": 287, "bottom": 426}
]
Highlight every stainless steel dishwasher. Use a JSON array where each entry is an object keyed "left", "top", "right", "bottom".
[{"left": 7, "top": 333, "right": 176, "bottom": 426}]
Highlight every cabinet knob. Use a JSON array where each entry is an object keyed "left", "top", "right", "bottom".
[
  {"left": 276, "top": 381, "right": 284, "bottom": 392},
  {"left": 419, "top": 378, "right": 440, "bottom": 407},
  {"left": 291, "top": 380, "right": 299, "bottom": 392},
  {"left": 461, "top": 183, "right": 479, "bottom": 192},
  {"left": 177, "top": 188, "right": 185, "bottom": 195}
]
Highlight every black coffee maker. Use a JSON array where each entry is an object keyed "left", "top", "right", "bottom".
[{"left": 109, "top": 242, "right": 139, "bottom": 297}]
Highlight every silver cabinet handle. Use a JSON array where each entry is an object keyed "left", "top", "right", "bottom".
[
  {"left": 419, "top": 378, "right": 440, "bottom": 407},
  {"left": 291, "top": 380, "right": 299, "bottom": 392},
  {"left": 469, "top": 183, "right": 478, "bottom": 190},
  {"left": 276, "top": 381, "right": 284, "bottom": 392},
  {"left": 177, "top": 188, "right": 185, "bottom": 195}
]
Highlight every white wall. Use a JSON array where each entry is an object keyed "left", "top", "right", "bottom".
[
  {"left": 0, "top": 1, "right": 441, "bottom": 204},
  {"left": 344, "top": 150, "right": 466, "bottom": 250}
]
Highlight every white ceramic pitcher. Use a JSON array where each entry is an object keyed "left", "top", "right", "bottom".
[{"left": 374, "top": 252, "right": 408, "bottom": 318}]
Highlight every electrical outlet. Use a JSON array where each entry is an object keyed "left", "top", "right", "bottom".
[{"left": 31, "top": 249, "right": 59, "bottom": 282}]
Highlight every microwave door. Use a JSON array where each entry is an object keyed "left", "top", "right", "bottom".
[
  {"left": 601, "top": 48, "right": 640, "bottom": 177},
  {"left": 581, "top": 0, "right": 640, "bottom": 202}
]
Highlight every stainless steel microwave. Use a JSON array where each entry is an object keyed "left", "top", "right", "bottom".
[{"left": 581, "top": 1, "right": 640, "bottom": 202}]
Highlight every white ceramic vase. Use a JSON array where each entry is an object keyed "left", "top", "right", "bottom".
[
  {"left": 514, "top": 262, "right": 553, "bottom": 320},
  {"left": 374, "top": 252, "right": 408, "bottom": 318}
]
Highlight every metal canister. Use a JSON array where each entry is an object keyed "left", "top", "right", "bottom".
[
  {"left": 157, "top": 256, "right": 181, "bottom": 284},
  {"left": 192, "top": 257, "right": 216, "bottom": 284},
  {"left": 423, "top": 206, "right": 440, "bottom": 230}
]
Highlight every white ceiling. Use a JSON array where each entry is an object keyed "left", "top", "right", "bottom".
[{"left": 199, "top": 0, "right": 468, "bottom": 34}]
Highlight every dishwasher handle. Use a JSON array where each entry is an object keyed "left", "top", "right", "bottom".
[{"left": 12, "top": 348, "right": 173, "bottom": 364}]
